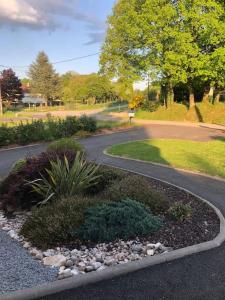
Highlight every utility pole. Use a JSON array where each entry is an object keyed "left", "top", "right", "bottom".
[{"left": 0, "top": 75, "right": 3, "bottom": 116}]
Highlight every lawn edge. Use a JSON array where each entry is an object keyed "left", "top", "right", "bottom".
[
  {"left": 1, "top": 167, "right": 225, "bottom": 300},
  {"left": 104, "top": 145, "right": 225, "bottom": 183}
]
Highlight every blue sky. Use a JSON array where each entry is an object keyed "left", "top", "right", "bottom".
[{"left": 0, "top": 0, "right": 115, "bottom": 78}]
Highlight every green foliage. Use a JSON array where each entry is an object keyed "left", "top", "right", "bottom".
[
  {"left": 168, "top": 202, "right": 192, "bottom": 222},
  {"left": 85, "top": 165, "right": 125, "bottom": 195},
  {"left": 74, "top": 198, "right": 163, "bottom": 243},
  {"left": 28, "top": 153, "right": 100, "bottom": 205},
  {"left": 0, "top": 115, "right": 97, "bottom": 147},
  {"left": 29, "top": 51, "right": 60, "bottom": 101},
  {"left": 103, "top": 175, "right": 169, "bottom": 214},
  {"left": 47, "top": 138, "right": 84, "bottom": 154},
  {"left": 78, "top": 115, "right": 97, "bottom": 132},
  {"left": 11, "top": 159, "right": 26, "bottom": 173},
  {"left": 20, "top": 196, "right": 98, "bottom": 249},
  {"left": 100, "top": 0, "right": 225, "bottom": 107}
]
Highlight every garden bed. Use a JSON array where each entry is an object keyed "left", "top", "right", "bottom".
[{"left": 0, "top": 173, "right": 219, "bottom": 281}]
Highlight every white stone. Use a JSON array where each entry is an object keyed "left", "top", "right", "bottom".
[
  {"left": 155, "top": 242, "right": 162, "bottom": 250},
  {"left": 43, "top": 255, "right": 67, "bottom": 267},
  {"left": 43, "top": 249, "right": 55, "bottom": 257},
  {"left": 23, "top": 242, "right": 31, "bottom": 249},
  {"left": 91, "top": 262, "right": 102, "bottom": 270},
  {"left": 71, "top": 268, "right": 80, "bottom": 276},
  {"left": 85, "top": 265, "right": 94, "bottom": 272},
  {"left": 96, "top": 265, "right": 107, "bottom": 271},
  {"left": 146, "top": 243, "right": 156, "bottom": 249},
  {"left": 147, "top": 249, "right": 155, "bottom": 256},
  {"left": 65, "top": 260, "right": 73, "bottom": 267}
]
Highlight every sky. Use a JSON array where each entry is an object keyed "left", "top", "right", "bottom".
[{"left": 0, "top": 0, "right": 116, "bottom": 78}]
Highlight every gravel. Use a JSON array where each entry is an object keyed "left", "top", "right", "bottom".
[{"left": 0, "top": 230, "right": 58, "bottom": 294}]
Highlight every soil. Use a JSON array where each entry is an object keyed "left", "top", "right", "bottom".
[{"left": 138, "top": 176, "right": 220, "bottom": 249}]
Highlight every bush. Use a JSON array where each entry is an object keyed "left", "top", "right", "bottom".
[
  {"left": 168, "top": 202, "right": 192, "bottom": 222},
  {"left": 20, "top": 196, "right": 99, "bottom": 249},
  {"left": 0, "top": 125, "right": 15, "bottom": 147},
  {"left": 85, "top": 165, "right": 125, "bottom": 195},
  {"left": 0, "top": 150, "right": 77, "bottom": 212},
  {"left": 78, "top": 115, "right": 97, "bottom": 132},
  {"left": 28, "top": 153, "right": 100, "bottom": 204},
  {"left": 47, "top": 138, "right": 84, "bottom": 154},
  {"left": 0, "top": 115, "right": 97, "bottom": 148},
  {"left": 103, "top": 175, "right": 169, "bottom": 214},
  {"left": 74, "top": 198, "right": 163, "bottom": 243}
]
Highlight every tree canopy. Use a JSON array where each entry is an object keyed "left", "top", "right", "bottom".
[
  {"left": 0, "top": 69, "right": 23, "bottom": 102},
  {"left": 100, "top": 0, "right": 225, "bottom": 108},
  {"left": 28, "top": 51, "right": 60, "bottom": 102}
]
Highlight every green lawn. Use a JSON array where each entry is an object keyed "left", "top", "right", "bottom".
[{"left": 107, "top": 138, "right": 225, "bottom": 178}]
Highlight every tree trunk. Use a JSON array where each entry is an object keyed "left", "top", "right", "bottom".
[
  {"left": 203, "top": 84, "right": 214, "bottom": 103},
  {"left": 160, "top": 85, "right": 167, "bottom": 108},
  {"left": 168, "top": 82, "right": 174, "bottom": 106},
  {"left": 214, "top": 90, "right": 221, "bottom": 104},
  {"left": 188, "top": 86, "right": 195, "bottom": 109}
]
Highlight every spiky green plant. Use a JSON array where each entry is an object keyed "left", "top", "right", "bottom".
[{"left": 28, "top": 152, "right": 100, "bottom": 205}]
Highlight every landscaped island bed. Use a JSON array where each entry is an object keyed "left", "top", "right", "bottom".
[
  {"left": 0, "top": 140, "right": 220, "bottom": 291},
  {"left": 107, "top": 138, "right": 225, "bottom": 179}
]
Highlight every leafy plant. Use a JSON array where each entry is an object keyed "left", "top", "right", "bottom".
[
  {"left": 78, "top": 115, "right": 97, "bottom": 132},
  {"left": 74, "top": 198, "right": 163, "bottom": 243},
  {"left": 11, "top": 159, "right": 26, "bottom": 173},
  {"left": 0, "top": 150, "right": 76, "bottom": 212},
  {"left": 47, "top": 138, "right": 84, "bottom": 154},
  {"left": 20, "top": 196, "right": 98, "bottom": 249},
  {"left": 103, "top": 175, "right": 169, "bottom": 214},
  {"left": 28, "top": 152, "right": 100, "bottom": 204},
  {"left": 168, "top": 202, "right": 192, "bottom": 222}
]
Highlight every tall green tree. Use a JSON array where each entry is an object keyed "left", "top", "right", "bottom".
[
  {"left": 29, "top": 52, "right": 60, "bottom": 103},
  {"left": 100, "top": 0, "right": 225, "bottom": 109}
]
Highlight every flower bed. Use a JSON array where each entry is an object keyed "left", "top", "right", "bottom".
[{"left": 0, "top": 149, "right": 220, "bottom": 280}]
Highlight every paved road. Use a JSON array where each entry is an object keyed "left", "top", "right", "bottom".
[{"left": 0, "top": 124, "right": 225, "bottom": 299}]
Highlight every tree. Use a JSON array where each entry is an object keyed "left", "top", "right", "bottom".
[
  {"left": 0, "top": 69, "right": 24, "bottom": 115},
  {"left": 100, "top": 0, "right": 225, "bottom": 109},
  {"left": 0, "top": 69, "right": 23, "bottom": 101},
  {"left": 28, "top": 52, "right": 60, "bottom": 104}
]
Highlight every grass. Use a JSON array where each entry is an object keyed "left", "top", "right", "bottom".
[
  {"left": 97, "top": 120, "right": 130, "bottom": 129},
  {"left": 136, "top": 102, "right": 225, "bottom": 125},
  {"left": 107, "top": 138, "right": 225, "bottom": 178}
]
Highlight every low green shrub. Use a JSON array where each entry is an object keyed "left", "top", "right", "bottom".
[
  {"left": 20, "top": 196, "right": 99, "bottom": 249},
  {"left": 74, "top": 198, "right": 163, "bottom": 243},
  {"left": 78, "top": 115, "right": 97, "bottom": 132},
  {"left": 0, "top": 125, "right": 15, "bottom": 147},
  {"left": 103, "top": 175, "right": 169, "bottom": 214},
  {"left": 28, "top": 153, "right": 100, "bottom": 204},
  {"left": 47, "top": 138, "right": 84, "bottom": 154},
  {"left": 0, "top": 115, "right": 97, "bottom": 148},
  {"left": 85, "top": 165, "right": 125, "bottom": 195},
  {"left": 168, "top": 202, "right": 192, "bottom": 222}
]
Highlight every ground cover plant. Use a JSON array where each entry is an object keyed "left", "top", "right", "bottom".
[{"left": 107, "top": 138, "right": 225, "bottom": 178}]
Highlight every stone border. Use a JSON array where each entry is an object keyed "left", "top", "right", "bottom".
[
  {"left": 1, "top": 166, "right": 225, "bottom": 300},
  {"left": 104, "top": 142, "right": 225, "bottom": 183}
]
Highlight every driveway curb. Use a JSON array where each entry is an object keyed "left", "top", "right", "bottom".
[{"left": 1, "top": 166, "right": 225, "bottom": 300}]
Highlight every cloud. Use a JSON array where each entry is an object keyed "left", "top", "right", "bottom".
[{"left": 0, "top": 0, "right": 106, "bottom": 44}]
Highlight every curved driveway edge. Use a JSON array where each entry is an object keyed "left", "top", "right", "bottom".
[{"left": 1, "top": 170, "right": 225, "bottom": 300}]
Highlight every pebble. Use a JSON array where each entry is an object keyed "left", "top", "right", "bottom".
[{"left": 3, "top": 212, "right": 172, "bottom": 280}]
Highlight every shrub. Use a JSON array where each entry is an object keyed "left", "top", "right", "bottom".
[
  {"left": 28, "top": 153, "right": 100, "bottom": 204},
  {"left": 11, "top": 159, "right": 26, "bottom": 173},
  {"left": 103, "top": 175, "right": 169, "bottom": 214},
  {"left": 0, "top": 125, "right": 15, "bottom": 147},
  {"left": 74, "top": 198, "right": 163, "bottom": 243},
  {"left": 78, "top": 115, "right": 97, "bottom": 132},
  {"left": 47, "top": 138, "right": 84, "bottom": 154},
  {"left": 0, "top": 150, "right": 76, "bottom": 212},
  {"left": 168, "top": 202, "right": 192, "bottom": 222},
  {"left": 20, "top": 196, "right": 99, "bottom": 249},
  {"left": 16, "top": 120, "right": 45, "bottom": 144},
  {"left": 85, "top": 165, "right": 125, "bottom": 195},
  {"left": 60, "top": 116, "right": 80, "bottom": 137}
]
